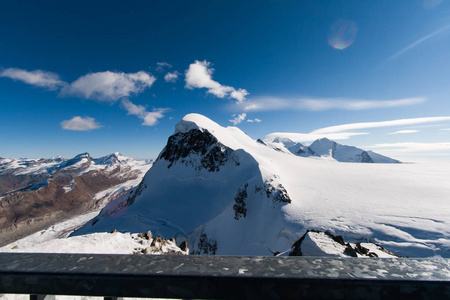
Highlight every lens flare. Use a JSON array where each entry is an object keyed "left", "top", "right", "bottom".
[{"left": 328, "top": 19, "right": 358, "bottom": 50}]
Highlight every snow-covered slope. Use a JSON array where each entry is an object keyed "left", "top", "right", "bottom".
[{"left": 74, "top": 114, "right": 450, "bottom": 257}]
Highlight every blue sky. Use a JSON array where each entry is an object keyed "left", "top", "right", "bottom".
[{"left": 1, "top": 0, "right": 450, "bottom": 161}]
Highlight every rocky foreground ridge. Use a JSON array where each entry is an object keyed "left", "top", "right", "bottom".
[{"left": 0, "top": 153, "right": 151, "bottom": 246}]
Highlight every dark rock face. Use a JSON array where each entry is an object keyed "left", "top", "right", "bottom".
[
  {"left": 357, "top": 151, "right": 374, "bottom": 163},
  {"left": 233, "top": 183, "right": 248, "bottom": 220},
  {"left": 265, "top": 182, "right": 291, "bottom": 204},
  {"left": 193, "top": 233, "right": 218, "bottom": 255},
  {"left": 256, "top": 139, "right": 266, "bottom": 145},
  {"left": 179, "top": 241, "right": 188, "bottom": 252},
  {"left": 158, "top": 129, "right": 237, "bottom": 172}
]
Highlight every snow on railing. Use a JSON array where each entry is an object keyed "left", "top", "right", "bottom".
[{"left": 1, "top": 253, "right": 449, "bottom": 299}]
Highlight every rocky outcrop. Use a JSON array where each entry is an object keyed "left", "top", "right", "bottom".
[
  {"left": 131, "top": 230, "right": 189, "bottom": 255},
  {"left": 193, "top": 233, "right": 218, "bottom": 255},
  {"left": 233, "top": 183, "right": 248, "bottom": 220},
  {"left": 289, "top": 230, "right": 400, "bottom": 258}
]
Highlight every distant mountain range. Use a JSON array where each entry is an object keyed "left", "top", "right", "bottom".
[
  {"left": 0, "top": 153, "right": 151, "bottom": 246},
  {"left": 268, "top": 137, "right": 400, "bottom": 163}
]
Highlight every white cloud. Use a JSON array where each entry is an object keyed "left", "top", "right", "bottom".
[
  {"left": 247, "top": 118, "right": 262, "bottom": 123},
  {"left": 60, "top": 116, "right": 102, "bottom": 131},
  {"left": 164, "top": 71, "right": 180, "bottom": 83},
  {"left": 230, "top": 89, "right": 250, "bottom": 102},
  {"left": 368, "top": 142, "right": 450, "bottom": 153},
  {"left": 156, "top": 62, "right": 172, "bottom": 72},
  {"left": 440, "top": 128, "right": 450, "bottom": 131},
  {"left": 229, "top": 113, "right": 247, "bottom": 125},
  {"left": 185, "top": 60, "right": 249, "bottom": 102},
  {"left": 239, "top": 96, "right": 426, "bottom": 111},
  {"left": 312, "top": 116, "right": 450, "bottom": 134},
  {"left": 389, "top": 130, "right": 419, "bottom": 135},
  {"left": 62, "top": 71, "right": 156, "bottom": 102},
  {"left": 121, "top": 99, "right": 168, "bottom": 126},
  {"left": 0, "top": 68, "right": 66, "bottom": 90}
]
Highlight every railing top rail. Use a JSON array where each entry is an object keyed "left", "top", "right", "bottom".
[{"left": 1, "top": 253, "right": 449, "bottom": 299}]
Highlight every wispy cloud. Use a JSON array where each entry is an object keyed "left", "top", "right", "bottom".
[
  {"left": 265, "top": 116, "right": 450, "bottom": 143},
  {"left": 121, "top": 99, "right": 168, "bottom": 126},
  {"left": 185, "top": 60, "right": 249, "bottom": 103},
  {"left": 386, "top": 24, "right": 450, "bottom": 63},
  {"left": 60, "top": 116, "right": 102, "bottom": 131},
  {"left": 368, "top": 142, "right": 450, "bottom": 153},
  {"left": 238, "top": 96, "right": 425, "bottom": 111},
  {"left": 155, "top": 62, "right": 172, "bottom": 72},
  {"left": 229, "top": 113, "right": 247, "bottom": 125},
  {"left": 247, "top": 118, "right": 262, "bottom": 123},
  {"left": 0, "top": 68, "right": 66, "bottom": 90},
  {"left": 312, "top": 116, "right": 450, "bottom": 134},
  {"left": 62, "top": 71, "right": 156, "bottom": 102},
  {"left": 440, "top": 128, "right": 450, "bottom": 131},
  {"left": 164, "top": 71, "right": 180, "bottom": 83},
  {"left": 389, "top": 129, "right": 419, "bottom": 135}
]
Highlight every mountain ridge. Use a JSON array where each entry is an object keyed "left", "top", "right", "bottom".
[{"left": 0, "top": 152, "right": 152, "bottom": 247}]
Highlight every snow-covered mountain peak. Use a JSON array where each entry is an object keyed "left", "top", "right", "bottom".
[
  {"left": 94, "top": 152, "right": 130, "bottom": 165},
  {"left": 175, "top": 113, "right": 221, "bottom": 134},
  {"left": 72, "top": 115, "right": 449, "bottom": 257}
]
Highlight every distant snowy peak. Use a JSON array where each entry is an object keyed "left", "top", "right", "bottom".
[
  {"left": 273, "top": 137, "right": 319, "bottom": 157},
  {"left": 268, "top": 136, "right": 400, "bottom": 163},
  {"left": 309, "top": 138, "right": 374, "bottom": 163}
]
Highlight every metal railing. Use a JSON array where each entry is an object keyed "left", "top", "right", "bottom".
[{"left": 1, "top": 253, "right": 449, "bottom": 299}]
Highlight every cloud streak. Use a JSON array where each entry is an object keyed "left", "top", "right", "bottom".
[
  {"left": 60, "top": 116, "right": 102, "bottom": 131},
  {"left": 368, "top": 142, "right": 450, "bottom": 153},
  {"left": 0, "top": 68, "right": 66, "bottom": 90},
  {"left": 185, "top": 60, "right": 249, "bottom": 102},
  {"left": 265, "top": 116, "right": 450, "bottom": 143},
  {"left": 238, "top": 96, "right": 425, "bottom": 111},
  {"left": 121, "top": 99, "right": 168, "bottom": 126},
  {"left": 389, "top": 129, "right": 419, "bottom": 135},
  {"left": 386, "top": 24, "right": 450, "bottom": 63},
  {"left": 312, "top": 116, "right": 450, "bottom": 134}
]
